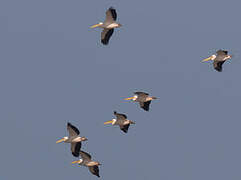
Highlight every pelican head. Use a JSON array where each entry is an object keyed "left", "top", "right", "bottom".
[
  {"left": 202, "top": 55, "right": 216, "bottom": 62},
  {"left": 104, "top": 119, "right": 116, "bottom": 125},
  {"left": 56, "top": 136, "right": 68, "bottom": 143},
  {"left": 72, "top": 159, "right": 83, "bottom": 164},
  {"left": 90, "top": 22, "right": 103, "bottom": 28}
]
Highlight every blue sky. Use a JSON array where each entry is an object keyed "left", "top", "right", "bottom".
[{"left": 1, "top": 0, "right": 241, "bottom": 179}]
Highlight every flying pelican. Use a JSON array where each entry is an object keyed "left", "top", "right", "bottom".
[
  {"left": 56, "top": 122, "right": 87, "bottom": 157},
  {"left": 90, "top": 7, "right": 122, "bottom": 45},
  {"left": 72, "top": 150, "right": 101, "bottom": 178},
  {"left": 104, "top": 111, "right": 135, "bottom": 133},
  {"left": 202, "top": 50, "right": 232, "bottom": 72},
  {"left": 125, "top": 92, "right": 157, "bottom": 111}
]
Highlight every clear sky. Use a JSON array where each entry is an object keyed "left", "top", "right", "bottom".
[{"left": 1, "top": 0, "right": 241, "bottom": 179}]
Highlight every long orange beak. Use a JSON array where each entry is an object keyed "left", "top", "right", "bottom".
[
  {"left": 90, "top": 23, "right": 102, "bottom": 28},
  {"left": 201, "top": 56, "right": 212, "bottom": 62},
  {"left": 56, "top": 138, "right": 65, "bottom": 144},
  {"left": 124, "top": 97, "right": 134, "bottom": 100},
  {"left": 104, "top": 120, "right": 113, "bottom": 125},
  {"left": 72, "top": 160, "right": 81, "bottom": 164}
]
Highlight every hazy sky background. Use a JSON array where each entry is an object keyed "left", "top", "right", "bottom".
[{"left": 1, "top": 0, "right": 241, "bottom": 179}]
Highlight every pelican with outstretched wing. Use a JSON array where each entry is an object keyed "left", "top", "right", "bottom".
[
  {"left": 72, "top": 150, "right": 101, "bottom": 178},
  {"left": 125, "top": 92, "right": 157, "bottom": 111},
  {"left": 104, "top": 111, "right": 135, "bottom": 133},
  {"left": 56, "top": 123, "right": 87, "bottom": 157},
  {"left": 202, "top": 50, "right": 232, "bottom": 72},
  {"left": 91, "top": 7, "right": 121, "bottom": 45}
]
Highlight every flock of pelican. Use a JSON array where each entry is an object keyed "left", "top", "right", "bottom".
[
  {"left": 56, "top": 6, "right": 233, "bottom": 178},
  {"left": 56, "top": 90, "right": 157, "bottom": 177}
]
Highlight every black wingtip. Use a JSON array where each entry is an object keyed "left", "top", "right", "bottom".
[
  {"left": 120, "top": 124, "right": 130, "bottom": 133},
  {"left": 142, "top": 107, "right": 149, "bottom": 111},
  {"left": 141, "top": 101, "right": 151, "bottom": 111},
  {"left": 122, "top": 130, "right": 128, "bottom": 133},
  {"left": 101, "top": 39, "right": 109, "bottom": 45},
  {"left": 215, "top": 69, "right": 222, "bottom": 72},
  {"left": 141, "top": 105, "right": 149, "bottom": 111},
  {"left": 72, "top": 152, "right": 79, "bottom": 157}
]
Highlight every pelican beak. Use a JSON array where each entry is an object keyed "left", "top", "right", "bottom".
[
  {"left": 72, "top": 160, "right": 81, "bottom": 164},
  {"left": 56, "top": 138, "right": 65, "bottom": 144},
  {"left": 124, "top": 97, "right": 134, "bottom": 100},
  {"left": 104, "top": 120, "right": 113, "bottom": 125},
  {"left": 90, "top": 23, "right": 102, "bottom": 28},
  {"left": 202, "top": 56, "right": 212, "bottom": 62}
]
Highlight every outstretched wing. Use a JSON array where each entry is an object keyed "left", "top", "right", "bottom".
[
  {"left": 213, "top": 61, "right": 225, "bottom": 72},
  {"left": 105, "top": 7, "right": 117, "bottom": 23},
  {"left": 120, "top": 124, "right": 130, "bottom": 133},
  {"left": 101, "top": 28, "right": 114, "bottom": 45},
  {"left": 88, "top": 165, "right": 100, "bottom": 177},
  {"left": 216, "top": 50, "right": 228, "bottom": 56},
  {"left": 140, "top": 101, "right": 151, "bottom": 111},
  {"left": 71, "top": 142, "right": 82, "bottom": 157},
  {"left": 80, "top": 150, "right": 92, "bottom": 161},
  {"left": 67, "top": 122, "right": 80, "bottom": 137},
  {"left": 114, "top": 111, "right": 127, "bottom": 119},
  {"left": 134, "top": 91, "right": 149, "bottom": 96}
]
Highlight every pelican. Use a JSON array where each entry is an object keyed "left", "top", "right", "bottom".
[
  {"left": 90, "top": 7, "right": 122, "bottom": 45},
  {"left": 72, "top": 150, "right": 101, "bottom": 178},
  {"left": 202, "top": 50, "right": 232, "bottom": 72},
  {"left": 104, "top": 111, "right": 135, "bottom": 133},
  {"left": 56, "top": 122, "right": 87, "bottom": 157},
  {"left": 125, "top": 92, "right": 157, "bottom": 111}
]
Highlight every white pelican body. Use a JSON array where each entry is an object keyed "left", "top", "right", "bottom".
[
  {"left": 56, "top": 122, "right": 87, "bottom": 157},
  {"left": 104, "top": 111, "right": 135, "bottom": 133},
  {"left": 72, "top": 150, "right": 101, "bottom": 178},
  {"left": 91, "top": 7, "right": 121, "bottom": 45},
  {"left": 93, "top": 22, "right": 120, "bottom": 29},
  {"left": 125, "top": 92, "right": 157, "bottom": 111}
]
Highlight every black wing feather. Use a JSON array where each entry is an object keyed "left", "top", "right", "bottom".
[
  {"left": 114, "top": 111, "right": 127, "bottom": 119},
  {"left": 217, "top": 50, "right": 228, "bottom": 55},
  {"left": 140, "top": 101, "right": 151, "bottom": 111},
  {"left": 213, "top": 61, "right": 225, "bottom": 72},
  {"left": 72, "top": 142, "right": 82, "bottom": 157},
  {"left": 80, "top": 150, "right": 92, "bottom": 159},
  {"left": 134, "top": 91, "right": 149, "bottom": 96},
  {"left": 109, "top": 7, "right": 117, "bottom": 21},
  {"left": 120, "top": 124, "right": 130, "bottom": 133},
  {"left": 89, "top": 165, "right": 100, "bottom": 177},
  {"left": 101, "top": 29, "right": 114, "bottom": 45},
  {"left": 67, "top": 122, "right": 80, "bottom": 135}
]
